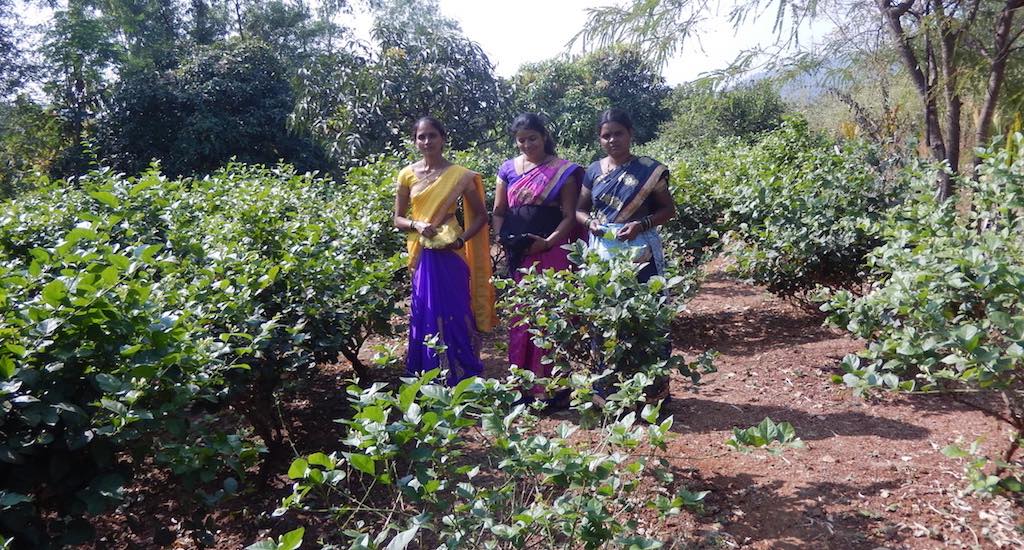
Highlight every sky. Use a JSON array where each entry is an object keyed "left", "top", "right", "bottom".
[
  {"left": 432, "top": 0, "right": 832, "bottom": 85},
  {"left": 14, "top": 0, "right": 832, "bottom": 87}
]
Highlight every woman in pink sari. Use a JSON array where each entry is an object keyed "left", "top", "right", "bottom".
[{"left": 492, "top": 113, "right": 583, "bottom": 404}]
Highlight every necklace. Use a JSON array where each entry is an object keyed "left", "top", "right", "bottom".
[
  {"left": 601, "top": 154, "right": 635, "bottom": 175},
  {"left": 517, "top": 154, "right": 553, "bottom": 175},
  {"left": 415, "top": 160, "right": 450, "bottom": 184}
]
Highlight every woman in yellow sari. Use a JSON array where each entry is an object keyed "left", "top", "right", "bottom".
[{"left": 393, "top": 117, "right": 496, "bottom": 384}]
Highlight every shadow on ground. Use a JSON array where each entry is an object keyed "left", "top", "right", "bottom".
[{"left": 663, "top": 397, "right": 931, "bottom": 441}]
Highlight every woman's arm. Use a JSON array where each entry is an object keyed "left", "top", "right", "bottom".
[
  {"left": 394, "top": 181, "right": 437, "bottom": 237},
  {"left": 492, "top": 175, "right": 508, "bottom": 238},
  {"left": 615, "top": 175, "right": 675, "bottom": 241},
  {"left": 575, "top": 185, "right": 602, "bottom": 235}
]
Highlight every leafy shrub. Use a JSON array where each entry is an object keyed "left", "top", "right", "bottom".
[
  {"left": 716, "top": 118, "right": 909, "bottom": 295},
  {"left": 258, "top": 250, "right": 717, "bottom": 548},
  {"left": 726, "top": 417, "right": 805, "bottom": 455},
  {"left": 823, "top": 134, "right": 1024, "bottom": 493},
  {"left": 262, "top": 368, "right": 699, "bottom": 549},
  {"left": 0, "top": 211, "right": 218, "bottom": 546},
  {"left": 0, "top": 159, "right": 405, "bottom": 545},
  {"left": 942, "top": 439, "right": 1024, "bottom": 499},
  {"left": 633, "top": 141, "right": 735, "bottom": 272},
  {"left": 99, "top": 40, "right": 330, "bottom": 179},
  {"left": 655, "top": 78, "right": 787, "bottom": 153},
  {"left": 496, "top": 244, "right": 711, "bottom": 420}
]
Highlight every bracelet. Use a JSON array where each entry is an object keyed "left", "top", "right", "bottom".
[
  {"left": 641, "top": 215, "right": 653, "bottom": 231},
  {"left": 455, "top": 237, "right": 465, "bottom": 248}
]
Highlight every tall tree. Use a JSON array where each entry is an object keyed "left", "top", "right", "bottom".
[
  {"left": 577, "top": 0, "right": 1024, "bottom": 200},
  {"left": 98, "top": 39, "right": 329, "bottom": 177},
  {"left": 512, "top": 46, "right": 670, "bottom": 149},
  {"left": 875, "top": 0, "right": 1024, "bottom": 198},
  {"left": 291, "top": 0, "right": 509, "bottom": 162},
  {"left": 41, "top": 0, "right": 123, "bottom": 176},
  {"left": 0, "top": 0, "right": 32, "bottom": 98},
  {"left": 98, "top": 0, "right": 182, "bottom": 70}
]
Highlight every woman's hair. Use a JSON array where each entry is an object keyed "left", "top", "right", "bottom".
[
  {"left": 510, "top": 112, "right": 557, "bottom": 155},
  {"left": 411, "top": 116, "right": 447, "bottom": 139},
  {"left": 597, "top": 108, "right": 634, "bottom": 134}
]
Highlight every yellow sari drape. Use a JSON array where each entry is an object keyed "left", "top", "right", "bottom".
[{"left": 400, "top": 165, "right": 497, "bottom": 332}]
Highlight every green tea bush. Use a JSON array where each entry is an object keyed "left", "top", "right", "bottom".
[
  {"left": 716, "top": 118, "right": 909, "bottom": 295},
  {"left": 654, "top": 143, "right": 735, "bottom": 272},
  {"left": 497, "top": 244, "right": 711, "bottom": 419},
  {"left": 823, "top": 135, "right": 1024, "bottom": 494},
  {"left": 0, "top": 159, "right": 406, "bottom": 545},
  {"left": 261, "top": 368, "right": 701, "bottom": 549},
  {"left": 257, "top": 250, "right": 715, "bottom": 548}
]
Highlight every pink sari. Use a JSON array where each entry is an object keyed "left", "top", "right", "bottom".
[{"left": 498, "top": 157, "right": 583, "bottom": 396}]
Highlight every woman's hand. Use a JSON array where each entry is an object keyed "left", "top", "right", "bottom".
[
  {"left": 587, "top": 218, "right": 603, "bottom": 236},
  {"left": 616, "top": 221, "right": 642, "bottom": 241},
  {"left": 525, "top": 234, "right": 551, "bottom": 255},
  {"left": 413, "top": 221, "right": 438, "bottom": 238},
  {"left": 443, "top": 236, "right": 466, "bottom": 250}
]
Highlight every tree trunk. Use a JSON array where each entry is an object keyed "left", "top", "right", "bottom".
[
  {"left": 828, "top": 87, "right": 881, "bottom": 141},
  {"left": 934, "top": 0, "right": 962, "bottom": 182},
  {"left": 878, "top": 0, "right": 953, "bottom": 199},
  {"left": 340, "top": 346, "right": 370, "bottom": 382},
  {"left": 972, "top": 0, "right": 1024, "bottom": 175}
]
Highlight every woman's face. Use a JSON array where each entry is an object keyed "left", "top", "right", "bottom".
[
  {"left": 414, "top": 123, "right": 445, "bottom": 156},
  {"left": 515, "top": 129, "right": 545, "bottom": 160},
  {"left": 598, "top": 121, "right": 632, "bottom": 158}
]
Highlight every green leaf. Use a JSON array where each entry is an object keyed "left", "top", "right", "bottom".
[
  {"left": 100, "top": 266, "right": 119, "bottom": 286},
  {"left": 347, "top": 453, "right": 375, "bottom": 476},
  {"left": 287, "top": 458, "right": 309, "bottom": 480},
  {"left": 941, "top": 445, "right": 970, "bottom": 459},
  {"left": 307, "top": 452, "right": 333, "bottom": 469},
  {"left": 119, "top": 344, "right": 142, "bottom": 357},
  {"left": 384, "top": 525, "right": 419, "bottom": 550},
  {"left": 398, "top": 380, "right": 422, "bottom": 412},
  {"left": 279, "top": 527, "right": 304, "bottom": 550},
  {"left": 65, "top": 227, "right": 98, "bottom": 245},
  {"left": 0, "top": 357, "right": 15, "bottom": 379},
  {"left": 41, "top": 280, "right": 67, "bottom": 306},
  {"left": 100, "top": 398, "right": 128, "bottom": 416},
  {"left": 89, "top": 191, "right": 120, "bottom": 208},
  {"left": 95, "top": 374, "right": 122, "bottom": 393}
]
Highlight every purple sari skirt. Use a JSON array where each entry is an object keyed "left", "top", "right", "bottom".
[{"left": 407, "top": 248, "right": 483, "bottom": 385}]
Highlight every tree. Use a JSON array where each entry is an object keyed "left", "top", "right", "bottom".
[
  {"left": 0, "top": 0, "right": 31, "bottom": 99},
  {"left": 41, "top": 1, "right": 123, "bottom": 177},
  {"left": 98, "top": 0, "right": 183, "bottom": 71},
  {"left": 241, "top": 0, "right": 348, "bottom": 68},
  {"left": 577, "top": 0, "right": 1024, "bottom": 199},
  {"left": 658, "top": 78, "right": 787, "bottom": 150},
  {"left": 875, "top": 0, "right": 1024, "bottom": 198},
  {"left": 290, "top": 0, "right": 510, "bottom": 163},
  {"left": 0, "top": 96, "right": 61, "bottom": 197},
  {"left": 512, "top": 46, "right": 670, "bottom": 149},
  {"left": 98, "top": 39, "right": 329, "bottom": 177}
]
